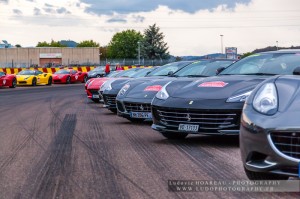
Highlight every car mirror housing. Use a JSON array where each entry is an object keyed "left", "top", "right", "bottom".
[
  {"left": 216, "top": 67, "right": 225, "bottom": 75},
  {"left": 167, "top": 71, "right": 174, "bottom": 76},
  {"left": 292, "top": 67, "right": 300, "bottom": 75}
]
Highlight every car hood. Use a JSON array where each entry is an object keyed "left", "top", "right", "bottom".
[
  {"left": 168, "top": 75, "right": 269, "bottom": 100},
  {"left": 87, "top": 78, "right": 110, "bottom": 89},
  {"left": 125, "top": 77, "right": 175, "bottom": 99},
  {"left": 111, "top": 78, "right": 131, "bottom": 90},
  {"left": 53, "top": 74, "right": 67, "bottom": 78},
  {"left": 16, "top": 75, "right": 33, "bottom": 79}
]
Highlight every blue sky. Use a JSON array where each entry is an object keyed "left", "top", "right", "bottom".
[
  {"left": 0, "top": 0, "right": 299, "bottom": 56},
  {"left": 81, "top": 0, "right": 251, "bottom": 15}
]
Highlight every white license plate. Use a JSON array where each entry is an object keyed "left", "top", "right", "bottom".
[
  {"left": 178, "top": 124, "right": 199, "bottom": 132},
  {"left": 130, "top": 112, "right": 152, "bottom": 119},
  {"left": 92, "top": 94, "right": 99, "bottom": 99}
]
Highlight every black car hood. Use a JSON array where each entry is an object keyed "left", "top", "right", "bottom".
[
  {"left": 111, "top": 78, "right": 131, "bottom": 90},
  {"left": 125, "top": 77, "right": 176, "bottom": 99},
  {"left": 168, "top": 75, "right": 269, "bottom": 99}
]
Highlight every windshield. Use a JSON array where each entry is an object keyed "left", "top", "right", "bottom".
[
  {"left": 17, "top": 70, "right": 35, "bottom": 75},
  {"left": 91, "top": 67, "right": 105, "bottom": 72},
  {"left": 114, "top": 68, "right": 140, "bottom": 77},
  {"left": 174, "top": 60, "right": 234, "bottom": 77},
  {"left": 0, "top": 72, "right": 5, "bottom": 77},
  {"left": 131, "top": 68, "right": 155, "bottom": 78},
  {"left": 220, "top": 53, "right": 300, "bottom": 75},
  {"left": 146, "top": 61, "right": 191, "bottom": 76},
  {"left": 106, "top": 71, "right": 120, "bottom": 77},
  {"left": 55, "top": 70, "right": 70, "bottom": 74}
]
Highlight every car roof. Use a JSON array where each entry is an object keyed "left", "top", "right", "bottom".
[{"left": 260, "top": 49, "right": 300, "bottom": 54}]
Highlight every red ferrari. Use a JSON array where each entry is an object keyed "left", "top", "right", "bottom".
[
  {"left": 0, "top": 72, "right": 17, "bottom": 88},
  {"left": 52, "top": 69, "right": 88, "bottom": 84}
]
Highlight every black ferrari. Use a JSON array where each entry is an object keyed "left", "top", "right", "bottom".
[
  {"left": 116, "top": 59, "right": 235, "bottom": 122},
  {"left": 240, "top": 72, "right": 300, "bottom": 180},
  {"left": 100, "top": 67, "right": 157, "bottom": 112},
  {"left": 151, "top": 50, "right": 300, "bottom": 139}
]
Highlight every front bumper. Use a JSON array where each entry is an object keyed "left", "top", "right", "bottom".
[
  {"left": 116, "top": 98, "right": 153, "bottom": 121},
  {"left": 86, "top": 89, "right": 100, "bottom": 101},
  {"left": 17, "top": 79, "right": 32, "bottom": 85},
  {"left": 240, "top": 103, "right": 300, "bottom": 177},
  {"left": 151, "top": 97, "right": 243, "bottom": 135}
]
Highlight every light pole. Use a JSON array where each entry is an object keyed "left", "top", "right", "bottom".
[
  {"left": 220, "top": 34, "right": 224, "bottom": 55},
  {"left": 276, "top": 41, "right": 278, "bottom": 50},
  {"left": 137, "top": 41, "right": 141, "bottom": 65}
]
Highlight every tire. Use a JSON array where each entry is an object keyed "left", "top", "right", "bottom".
[
  {"left": 9, "top": 78, "right": 17, "bottom": 88},
  {"left": 82, "top": 75, "right": 88, "bottom": 83},
  {"left": 160, "top": 132, "right": 188, "bottom": 139},
  {"left": 91, "top": 98, "right": 100, "bottom": 103},
  {"left": 32, "top": 78, "right": 37, "bottom": 86},
  {"left": 96, "top": 74, "right": 101, "bottom": 78},
  {"left": 66, "top": 76, "right": 71, "bottom": 84},
  {"left": 47, "top": 77, "right": 52, "bottom": 85},
  {"left": 127, "top": 118, "right": 145, "bottom": 123},
  {"left": 244, "top": 167, "right": 289, "bottom": 180},
  {"left": 109, "top": 109, "right": 117, "bottom": 114}
]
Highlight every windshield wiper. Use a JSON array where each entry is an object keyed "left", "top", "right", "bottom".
[
  {"left": 242, "top": 73, "right": 278, "bottom": 76},
  {"left": 186, "top": 75, "right": 208, "bottom": 77}
]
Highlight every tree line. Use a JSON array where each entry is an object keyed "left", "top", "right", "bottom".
[{"left": 34, "top": 24, "right": 170, "bottom": 60}]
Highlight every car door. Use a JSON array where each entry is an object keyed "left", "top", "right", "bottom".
[
  {"left": 70, "top": 70, "right": 78, "bottom": 82},
  {"left": 35, "top": 70, "right": 47, "bottom": 84}
]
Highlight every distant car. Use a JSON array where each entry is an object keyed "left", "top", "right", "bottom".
[
  {"left": 0, "top": 72, "right": 17, "bottom": 88},
  {"left": 52, "top": 69, "right": 87, "bottom": 84},
  {"left": 85, "top": 68, "right": 143, "bottom": 103},
  {"left": 100, "top": 67, "right": 156, "bottom": 112},
  {"left": 151, "top": 50, "right": 300, "bottom": 139},
  {"left": 240, "top": 74, "right": 300, "bottom": 180},
  {"left": 116, "top": 61, "right": 194, "bottom": 122},
  {"left": 87, "top": 66, "right": 106, "bottom": 79},
  {"left": 16, "top": 70, "right": 52, "bottom": 86}
]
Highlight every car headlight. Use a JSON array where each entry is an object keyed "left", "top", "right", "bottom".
[
  {"left": 155, "top": 82, "right": 171, "bottom": 100},
  {"left": 253, "top": 83, "right": 278, "bottom": 115},
  {"left": 118, "top": 84, "right": 130, "bottom": 96},
  {"left": 100, "top": 81, "right": 112, "bottom": 92},
  {"left": 226, "top": 90, "right": 252, "bottom": 102}
]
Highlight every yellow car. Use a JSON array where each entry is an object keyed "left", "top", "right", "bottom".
[{"left": 16, "top": 70, "right": 52, "bottom": 86}]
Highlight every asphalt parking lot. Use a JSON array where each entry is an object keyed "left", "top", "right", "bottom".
[{"left": 0, "top": 84, "right": 298, "bottom": 198}]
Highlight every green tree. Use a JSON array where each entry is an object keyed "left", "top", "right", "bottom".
[
  {"left": 107, "top": 29, "right": 143, "bottom": 59},
  {"left": 141, "top": 24, "right": 170, "bottom": 60},
  {"left": 77, "top": 40, "right": 99, "bottom": 47},
  {"left": 15, "top": 44, "right": 21, "bottom": 48},
  {"left": 241, "top": 52, "right": 254, "bottom": 59},
  {"left": 36, "top": 40, "right": 66, "bottom": 47}
]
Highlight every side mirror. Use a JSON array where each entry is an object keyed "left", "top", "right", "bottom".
[
  {"left": 167, "top": 71, "right": 174, "bottom": 76},
  {"left": 216, "top": 67, "right": 225, "bottom": 75},
  {"left": 293, "top": 67, "right": 300, "bottom": 75}
]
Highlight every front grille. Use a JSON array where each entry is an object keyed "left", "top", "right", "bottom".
[
  {"left": 124, "top": 102, "right": 151, "bottom": 112},
  {"left": 153, "top": 107, "right": 241, "bottom": 130},
  {"left": 103, "top": 95, "right": 116, "bottom": 107},
  {"left": 270, "top": 131, "right": 300, "bottom": 160},
  {"left": 89, "top": 89, "right": 98, "bottom": 94}
]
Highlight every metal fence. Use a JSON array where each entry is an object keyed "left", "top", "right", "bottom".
[
  {"left": 99, "top": 58, "right": 171, "bottom": 66},
  {"left": 0, "top": 58, "right": 171, "bottom": 68}
]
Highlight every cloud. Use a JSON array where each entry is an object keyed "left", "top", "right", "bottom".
[
  {"left": 33, "top": 7, "right": 41, "bottom": 16},
  {"left": 0, "top": 0, "right": 9, "bottom": 4},
  {"left": 106, "top": 18, "right": 127, "bottom": 23},
  {"left": 13, "top": 9, "right": 23, "bottom": 15},
  {"left": 45, "top": 3, "right": 54, "bottom": 7},
  {"left": 132, "top": 15, "right": 145, "bottom": 23},
  {"left": 56, "top": 7, "right": 71, "bottom": 14},
  {"left": 80, "top": 0, "right": 251, "bottom": 15}
]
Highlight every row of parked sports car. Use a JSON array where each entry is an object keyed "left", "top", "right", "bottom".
[
  {"left": 85, "top": 49, "right": 300, "bottom": 181},
  {"left": 0, "top": 68, "right": 89, "bottom": 87}
]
